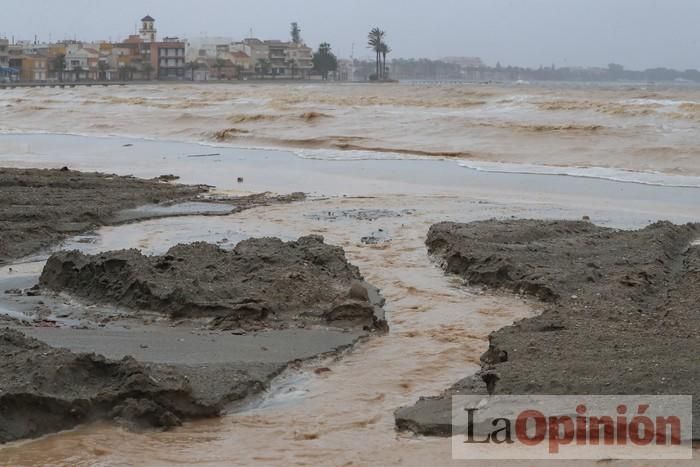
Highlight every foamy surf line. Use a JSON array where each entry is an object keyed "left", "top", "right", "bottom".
[
  {"left": 295, "top": 147, "right": 700, "bottom": 188},
  {"left": 458, "top": 161, "right": 700, "bottom": 188},
  {"left": 2, "top": 130, "right": 700, "bottom": 189}
]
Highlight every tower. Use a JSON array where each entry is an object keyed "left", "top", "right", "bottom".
[{"left": 139, "top": 15, "right": 157, "bottom": 43}]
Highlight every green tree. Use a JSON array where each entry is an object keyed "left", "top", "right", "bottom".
[
  {"left": 214, "top": 58, "right": 227, "bottom": 79},
  {"left": 313, "top": 42, "right": 338, "bottom": 80},
  {"left": 73, "top": 65, "right": 83, "bottom": 82},
  {"left": 367, "top": 27, "right": 386, "bottom": 80},
  {"left": 256, "top": 58, "right": 271, "bottom": 78},
  {"left": 291, "top": 22, "right": 302, "bottom": 44},
  {"left": 119, "top": 65, "right": 137, "bottom": 81},
  {"left": 97, "top": 61, "right": 109, "bottom": 81},
  {"left": 117, "top": 65, "right": 131, "bottom": 81},
  {"left": 52, "top": 54, "right": 66, "bottom": 82},
  {"left": 234, "top": 64, "right": 244, "bottom": 80},
  {"left": 142, "top": 62, "right": 154, "bottom": 80}
]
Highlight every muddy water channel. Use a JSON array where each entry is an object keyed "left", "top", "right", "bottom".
[{"left": 1, "top": 135, "right": 699, "bottom": 466}]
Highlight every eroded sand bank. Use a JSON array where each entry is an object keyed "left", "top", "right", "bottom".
[{"left": 397, "top": 220, "right": 700, "bottom": 439}]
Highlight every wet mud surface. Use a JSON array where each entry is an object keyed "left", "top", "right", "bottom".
[
  {"left": 396, "top": 219, "right": 700, "bottom": 438},
  {"left": 0, "top": 328, "right": 218, "bottom": 443},
  {"left": 39, "top": 236, "right": 386, "bottom": 332},
  {"left": 0, "top": 328, "right": 357, "bottom": 444},
  {"left": 0, "top": 167, "right": 208, "bottom": 265}
]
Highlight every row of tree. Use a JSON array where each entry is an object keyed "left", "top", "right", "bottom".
[
  {"left": 353, "top": 57, "right": 700, "bottom": 83},
  {"left": 367, "top": 27, "right": 391, "bottom": 80}
]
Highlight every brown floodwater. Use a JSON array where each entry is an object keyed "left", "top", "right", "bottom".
[{"left": 1, "top": 82, "right": 700, "bottom": 177}]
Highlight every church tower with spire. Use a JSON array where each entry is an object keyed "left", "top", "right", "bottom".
[{"left": 139, "top": 15, "right": 157, "bottom": 43}]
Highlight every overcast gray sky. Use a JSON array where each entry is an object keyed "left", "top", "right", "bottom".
[{"left": 3, "top": 0, "right": 700, "bottom": 70}]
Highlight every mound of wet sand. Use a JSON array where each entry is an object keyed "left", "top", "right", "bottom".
[
  {"left": 0, "top": 168, "right": 207, "bottom": 264},
  {"left": 396, "top": 219, "right": 700, "bottom": 438},
  {"left": 40, "top": 236, "right": 387, "bottom": 332},
  {"left": 0, "top": 328, "right": 215, "bottom": 443}
]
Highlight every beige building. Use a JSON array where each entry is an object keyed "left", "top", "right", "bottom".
[
  {"left": 20, "top": 54, "right": 49, "bottom": 81},
  {"left": 248, "top": 40, "right": 313, "bottom": 78},
  {"left": 231, "top": 38, "right": 269, "bottom": 65}
]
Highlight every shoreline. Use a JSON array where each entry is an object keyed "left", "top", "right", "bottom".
[
  {"left": 4, "top": 81, "right": 700, "bottom": 179},
  {"left": 3, "top": 131, "right": 700, "bottom": 189}
]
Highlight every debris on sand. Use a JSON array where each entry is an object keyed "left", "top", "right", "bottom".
[
  {"left": 185, "top": 153, "right": 221, "bottom": 158},
  {"left": 212, "top": 128, "right": 249, "bottom": 141},
  {"left": 40, "top": 235, "right": 387, "bottom": 332},
  {"left": 396, "top": 219, "right": 700, "bottom": 438}
]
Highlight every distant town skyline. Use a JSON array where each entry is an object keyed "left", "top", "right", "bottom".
[{"left": 3, "top": 0, "right": 700, "bottom": 70}]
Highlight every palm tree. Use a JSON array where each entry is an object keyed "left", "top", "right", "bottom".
[
  {"left": 256, "top": 58, "right": 271, "bottom": 78},
  {"left": 52, "top": 54, "right": 66, "bottom": 82},
  {"left": 367, "top": 28, "right": 385, "bottom": 80},
  {"left": 185, "top": 61, "right": 199, "bottom": 81},
  {"left": 142, "top": 63, "right": 154, "bottom": 81},
  {"left": 379, "top": 43, "right": 392, "bottom": 80}
]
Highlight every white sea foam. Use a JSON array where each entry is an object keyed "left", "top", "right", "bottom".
[{"left": 457, "top": 160, "right": 700, "bottom": 188}]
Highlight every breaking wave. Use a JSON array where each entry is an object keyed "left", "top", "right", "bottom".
[{"left": 475, "top": 121, "right": 606, "bottom": 133}]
